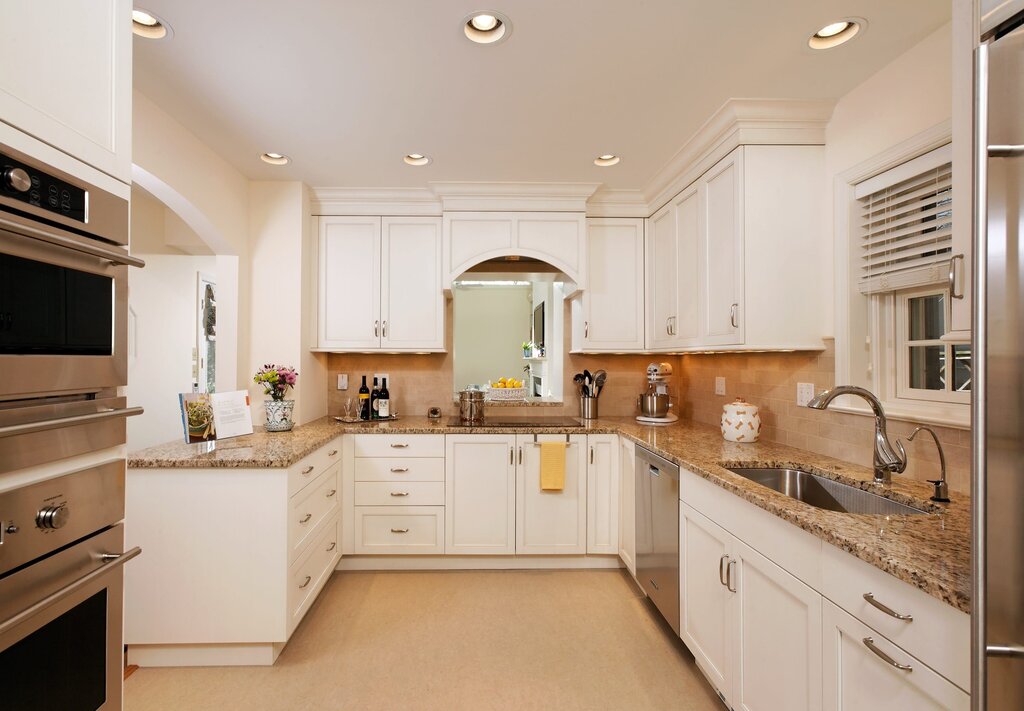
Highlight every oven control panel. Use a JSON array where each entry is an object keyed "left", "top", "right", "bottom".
[{"left": 1, "top": 150, "right": 87, "bottom": 223}]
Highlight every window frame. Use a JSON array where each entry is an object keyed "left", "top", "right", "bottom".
[{"left": 892, "top": 286, "right": 970, "bottom": 405}]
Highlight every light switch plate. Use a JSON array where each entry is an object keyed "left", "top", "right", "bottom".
[
  {"left": 796, "top": 382, "right": 816, "bottom": 407},
  {"left": 337, "top": 374, "right": 348, "bottom": 390},
  {"left": 715, "top": 377, "right": 726, "bottom": 396}
]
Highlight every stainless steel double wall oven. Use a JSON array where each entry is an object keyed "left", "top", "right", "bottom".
[{"left": 0, "top": 141, "right": 143, "bottom": 710}]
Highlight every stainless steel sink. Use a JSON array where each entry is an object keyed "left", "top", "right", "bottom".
[{"left": 725, "top": 467, "right": 930, "bottom": 516}]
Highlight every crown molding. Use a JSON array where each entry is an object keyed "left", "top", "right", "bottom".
[
  {"left": 585, "top": 188, "right": 650, "bottom": 218},
  {"left": 642, "top": 98, "right": 836, "bottom": 213},
  {"left": 311, "top": 187, "right": 441, "bottom": 216},
  {"left": 430, "top": 181, "right": 600, "bottom": 212}
]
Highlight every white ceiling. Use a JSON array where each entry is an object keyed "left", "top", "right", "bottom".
[{"left": 133, "top": 0, "right": 951, "bottom": 191}]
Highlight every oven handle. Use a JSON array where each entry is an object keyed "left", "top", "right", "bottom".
[
  {"left": 0, "top": 406, "right": 144, "bottom": 439},
  {"left": 0, "top": 214, "right": 146, "bottom": 268},
  {"left": 0, "top": 547, "right": 141, "bottom": 636}
]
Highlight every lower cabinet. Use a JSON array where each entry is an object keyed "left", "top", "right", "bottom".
[
  {"left": 618, "top": 437, "right": 636, "bottom": 576},
  {"left": 516, "top": 434, "right": 588, "bottom": 554},
  {"left": 445, "top": 434, "right": 516, "bottom": 554},
  {"left": 822, "top": 601, "right": 969, "bottom": 711},
  {"left": 586, "top": 434, "right": 619, "bottom": 554},
  {"left": 681, "top": 501, "right": 823, "bottom": 711}
]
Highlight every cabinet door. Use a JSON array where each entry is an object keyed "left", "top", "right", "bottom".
[
  {"left": 580, "top": 219, "right": 645, "bottom": 351},
  {"left": 646, "top": 203, "right": 678, "bottom": 350},
  {"left": 680, "top": 502, "right": 733, "bottom": 705},
  {"left": 445, "top": 435, "right": 516, "bottom": 555},
  {"left": 822, "top": 601, "right": 969, "bottom": 711},
  {"left": 731, "top": 539, "right": 822, "bottom": 711},
  {"left": 516, "top": 434, "right": 587, "bottom": 554},
  {"left": 701, "top": 148, "right": 744, "bottom": 345},
  {"left": 381, "top": 217, "right": 444, "bottom": 350},
  {"left": 673, "top": 184, "right": 702, "bottom": 345},
  {"left": 318, "top": 216, "right": 381, "bottom": 350},
  {"left": 586, "top": 435, "right": 619, "bottom": 554},
  {"left": 0, "top": 0, "right": 132, "bottom": 182},
  {"left": 618, "top": 438, "right": 636, "bottom": 576}
]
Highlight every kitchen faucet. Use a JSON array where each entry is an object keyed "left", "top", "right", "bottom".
[{"left": 806, "top": 386, "right": 907, "bottom": 484}]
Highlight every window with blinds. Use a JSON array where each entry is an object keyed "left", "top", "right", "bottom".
[{"left": 854, "top": 144, "right": 953, "bottom": 294}]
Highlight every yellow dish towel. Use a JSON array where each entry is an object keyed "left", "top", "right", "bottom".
[{"left": 539, "top": 442, "right": 567, "bottom": 491}]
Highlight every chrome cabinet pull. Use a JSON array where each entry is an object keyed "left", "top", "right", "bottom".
[
  {"left": 299, "top": 575, "right": 312, "bottom": 589},
  {"left": 726, "top": 560, "right": 737, "bottom": 592},
  {"left": 391, "top": 467, "right": 409, "bottom": 473},
  {"left": 382, "top": 320, "right": 388, "bottom": 338},
  {"left": 584, "top": 321, "right": 589, "bottom": 338},
  {"left": 589, "top": 446, "right": 594, "bottom": 465},
  {"left": 390, "top": 491, "right": 409, "bottom": 497},
  {"left": 300, "top": 513, "right": 312, "bottom": 524},
  {"left": 863, "top": 593, "right": 913, "bottom": 621},
  {"left": 719, "top": 555, "right": 729, "bottom": 586},
  {"left": 518, "top": 447, "right": 523, "bottom": 465},
  {"left": 510, "top": 447, "right": 514, "bottom": 465},
  {"left": 669, "top": 316, "right": 676, "bottom": 336},
  {"left": 989, "top": 144, "right": 1024, "bottom": 157},
  {"left": 328, "top": 449, "right": 338, "bottom": 457},
  {"left": 949, "top": 254, "right": 965, "bottom": 299},
  {"left": 390, "top": 527, "right": 409, "bottom": 533},
  {"left": 302, "top": 465, "right": 315, "bottom": 476},
  {"left": 666, "top": 317, "right": 672, "bottom": 335},
  {"left": 374, "top": 320, "right": 379, "bottom": 337},
  {"left": 326, "top": 542, "right": 337, "bottom": 552},
  {"left": 326, "top": 489, "right": 336, "bottom": 498},
  {"left": 863, "top": 637, "right": 913, "bottom": 672},
  {"left": 390, "top": 443, "right": 409, "bottom": 449},
  {"left": 730, "top": 303, "right": 739, "bottom": 329}
]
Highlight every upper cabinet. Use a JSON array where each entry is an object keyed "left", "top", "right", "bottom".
[
  {"left": 317, "top": 216, "right": 445, "bottom": 352},
  {"left": 644, "top": 145, "right": 826, "bottom": 352},
  {"left": 571, "top": 218, "right": 645, "bottom": 352},
  {"left": 0, "top": 0, "right": 132, "bottom": 183}
]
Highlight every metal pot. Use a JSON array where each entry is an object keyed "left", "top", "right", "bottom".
[
  {"left": 458, "top": 389, "right": 485, "bottom": 424},
  {"left": 638, "top": 392, "right": 672, "bottom": 418}
]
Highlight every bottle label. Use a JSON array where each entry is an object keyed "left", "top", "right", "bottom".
[{"left": 378, "top": 399, "right": 390, "bottom": 418}]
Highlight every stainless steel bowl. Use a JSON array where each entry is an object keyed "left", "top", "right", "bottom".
[{"left": 638, "top": 392, "right": 672, "bottom": 418}]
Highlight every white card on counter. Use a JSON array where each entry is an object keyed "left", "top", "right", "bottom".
[{"left": 210, "top": 391, "right": 254, "bottom": 439}]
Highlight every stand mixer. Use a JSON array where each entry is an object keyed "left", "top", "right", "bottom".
[{"left": 636, "top": 362, "right": 679, "bottom": 424}]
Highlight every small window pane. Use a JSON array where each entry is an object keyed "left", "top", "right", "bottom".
[
  {"left": 953, "top": 344, "right": 972, "bottom": 392},
  {"left": 908, "top": 294, "right": 945, "bottom": 341},
  {"left": 909, "top": 345, "right": 946, "bottom": 390}
]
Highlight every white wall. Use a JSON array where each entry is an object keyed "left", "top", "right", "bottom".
[
  {"left": 453, "top": 285, "right": 532, "bottom": 390},
  {"left": 247, "top": 182, "right": 328, "bottom": 425},
  {"left": 127, "top": 255, "right": 217, "bottom": 450}
]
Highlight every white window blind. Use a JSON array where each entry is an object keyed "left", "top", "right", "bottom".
[{"left": 855, "top": 144, "right": 953, "bottom": 294}]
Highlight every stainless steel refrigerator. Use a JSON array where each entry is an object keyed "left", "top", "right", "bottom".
[{"left": 974, "top": 3, "right": 1024, "bottom": 707}]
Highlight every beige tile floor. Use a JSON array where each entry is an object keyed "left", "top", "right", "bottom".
[{"left": 125, "top": 569, "right": 723, "bottom": 711}]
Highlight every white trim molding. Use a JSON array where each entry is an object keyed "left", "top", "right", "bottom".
[
  {"left": 430, "top": 181, "right": 601, "bottom": 212},
  {"left": 311, "top": 187, "right": 441, "bottom": 216},
  {"left": 586, "top": 188, "right": 651, "bottom": 218},
  {"left": 643, "top": 98, "right": 836, "bottom": 213}
]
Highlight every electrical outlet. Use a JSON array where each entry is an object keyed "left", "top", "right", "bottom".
[
  {"left": 337, "top": 374, "right": 348, "bottom": 390},
  {"left": 796, "top": 382, "right": 816, "bottom": 407},
  {"left": 715, "top": 377, "right": 726, "bottom": 396}
]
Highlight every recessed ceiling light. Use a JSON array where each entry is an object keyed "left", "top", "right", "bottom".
[
  {"left": 463, "top": 10, "right": 512, "bottom": 45},
  {"left": 808, "top": 18, "right": 863, "bottom": 49},
  {"left": 404, "top": 154, "right": 431, "bottom": 166},
  {"left": 260, "top": 152, "right": 291, "bottom": 165},
  {"left": 594, "top": 155, "right": 620, "bottom": 167},
  {"left": 132, "top": 9, "right": 171, "bottom": 39}
]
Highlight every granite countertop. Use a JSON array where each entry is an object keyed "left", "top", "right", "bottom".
[{"left": 128, "top": 415, "right": 970, "bottom": 613}]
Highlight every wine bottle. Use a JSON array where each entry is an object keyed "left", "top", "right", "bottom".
[
  {"left": 378, "top": 377, "right": 390, "bottom": 419},
  {"left": 370, "top": 377, "right": 380, "bottom": 419},
  {"left": 358, "top": 375, "right": 370, "bottom": 420}
]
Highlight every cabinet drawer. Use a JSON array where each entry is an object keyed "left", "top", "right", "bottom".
[
  {"left": 354, "top": 506, "right": 444, "bottom": 554},
  {"left": 352, "top": 434, "right": 444, "bottom": 458},
  {"left": 288, "top": 514, "right": 341, "bottom": 634},
  {"left": 821, "top": 544, "right": 970, "bottom": 691},
  {"left": 288, "top": 463, "right": 341, "bottom": 563},
  {"left": 354, "top": 457, "right": 445, "bottom": 482},
  {"left": 354, "top": 481, "right": 445, "bottom": 506},
  {"left": 288, "top": 438, "right": 343, "bottom": 497}
]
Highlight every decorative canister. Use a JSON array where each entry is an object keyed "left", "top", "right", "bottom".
[
  {"left": 264, "top": 399, "right": 295, "bottom": 432},
  {"left": 721, "top": 398, "right": 761, "bottom": 442}
]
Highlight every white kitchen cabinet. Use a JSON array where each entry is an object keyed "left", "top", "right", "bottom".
[
  {"left": 571, "top": 219, "right": 645, "bottom": 352},
  {"left": 516, "top": 434, "right": 587, "bottom": 554},
  {"left": 673, "top": 184, "right": 702, "bottom": 345},
  {"left": 618, "top": 437, "right": 636, "bottom": 576},
  {"left": 585, "top": 434, "right": 619, "bottom": 554},
  {"left": 700, "top": 150, "right": 744, "bottom": 346},
  {"left": 822, "top": 600, "right": 969, "bottom": 711},
  {"left": 0, "top": 0, "right": 132, "bottom": 183},
  {"left": 317, "top": 216, "right": 444, "bottom": 351},
  {"left": 445, "top": 435, "right": 516, "bottom": 555},
  {"left": 645, "top": 203, "right": 678, "bottom": 350}
]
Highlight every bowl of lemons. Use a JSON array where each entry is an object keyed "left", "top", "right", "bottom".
[{"left": 486, "top": 377, "right": 527, "bottom": 401}]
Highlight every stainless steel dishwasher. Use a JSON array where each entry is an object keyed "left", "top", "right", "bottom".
[{"left": 635, "top": 445, "right": 680, "bottom": 634}]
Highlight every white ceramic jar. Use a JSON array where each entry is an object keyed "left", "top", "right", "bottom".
[{"left": 721, "top": 398, "right": 761, "bottom": 442}]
